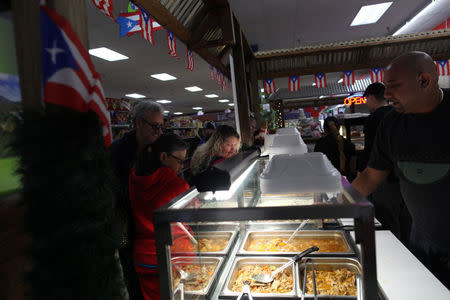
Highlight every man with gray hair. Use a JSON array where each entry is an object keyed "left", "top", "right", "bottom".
[
  {"left": 352, "top": 51, "right": 450, "bottom": 288},
  {"left": 110, "top": 100, "right": 164, "bottom": 299}
]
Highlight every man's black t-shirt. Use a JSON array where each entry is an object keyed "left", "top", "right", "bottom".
[
  {"left": 359, "top": 105, "right": 393, "bottom": 172},
  {"left": 368, "top": 88, "right": 450, "bottom": 249}
]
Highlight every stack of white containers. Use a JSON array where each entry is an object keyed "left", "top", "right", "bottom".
[{"left": 260, "top": 127, "right": 342, "bottom": 194}]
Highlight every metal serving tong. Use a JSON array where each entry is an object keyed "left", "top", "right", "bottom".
[
  {"left": 252, "top": 246, "right": 319, "bottom": 284},
  {"left": 236, "top": 280, "right": 253, "bottom": 300},
  {"left": 301, "top": 258, "right": 318, "bottom": 300}
]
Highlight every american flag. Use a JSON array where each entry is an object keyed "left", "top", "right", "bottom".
[
  {"left": 370, "top": 68, "right": 384, "bottom": 83},
  {"left": 117, "top": 11, "right": 141, "bottom": 37},
  {"left": 91, "top": 0, "right": 115, "bottom": 21},
  {"left": 209, "top": 64, "right": 215, "bottom": 80},
  {"left": 342, "top": 71, "right": 355, "bottom": 86},
  {"left": 41, "top": 5, "right": 111, "bottom": 146},
  {"left": 435, "top": 59, "right": 450, "bottom": 76},
  {"left": 186, "top": 48, "right": 194, "bottom": 70},
  {"left": 288, "top": 76, "right": 300, "bottom": 91},
  {"left": 263, "top": 79, "right": 276, "bottom": 94},
  {"left": 314, "top": 73, "right": 327, "bottom": 88},
  {"left": 167, "top": 30, "right": 178, "bottom": 57}
]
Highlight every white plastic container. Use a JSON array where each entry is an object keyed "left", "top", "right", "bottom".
[
  {"left": 276, "top": 127, "right": 300, "bottom": 135},
  {"left": 268, "top": 133, "right": 307, "bottom": 158},
  {"left": 260, "top": 153, "right": 342, "bottom": 194}
]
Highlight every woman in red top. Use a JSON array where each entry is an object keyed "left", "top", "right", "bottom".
[{"left": 129, "top": 133, "right": 189, "bottom": 300}]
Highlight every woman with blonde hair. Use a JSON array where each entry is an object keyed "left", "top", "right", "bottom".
[{"left": 191, "top": 125, "right": 240, "bottom": 175}]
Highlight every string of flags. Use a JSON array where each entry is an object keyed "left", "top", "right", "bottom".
[{"left": 436, "top": 59, "right": 450, "bottom": 76}]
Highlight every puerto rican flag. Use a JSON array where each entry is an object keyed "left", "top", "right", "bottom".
[
  {"left": 41, "top": 5, "right": 111, "bottom": 146},
  {"left": 216, "top": 69, "right": 222, "bottom": 85},
  {"left": 186, "top": 48, "right": 194, "bottom": 70},
  {"left": 139, "top": 7, "right": 158, "bottom": 44},
  {"left": 288, "top": 76, "right": 300, "bottom": 91},
  {"left": 222, "top": 77, "right": 226, "bottom": 90},
  {"left": 264, "top": 79, "right": 276, "bottom": 94},
  {"left": 91, "top": 0, "right": 115, "bottom": 21},
  {"left": 435, "top": 59, "right": 450, "bottom": 76},
  {"left": 314, "top": 73, "right": 327, "bottom": 88},
  {"left": 370, "top": 68, "right": 384, "bottom": 83},
  {"left": 117, "top": 11, "right": 141, "bottom": 37},
  {"left": 209, "top": 64, "right": 215, "bottom": 80},
  {"left": 167, "top": 30, "right": 178, "bottom": 57},
  {"left": 342, "top": 71, "right": 355, "bottom": 86}
]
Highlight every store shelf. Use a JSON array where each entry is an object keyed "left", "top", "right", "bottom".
[{"left": 111, "top": 124, "right": 130, "bottom": 129}]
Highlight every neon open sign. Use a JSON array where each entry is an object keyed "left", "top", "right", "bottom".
[{"left": 344, "top": 96, "right": 367, "bottom": 105}]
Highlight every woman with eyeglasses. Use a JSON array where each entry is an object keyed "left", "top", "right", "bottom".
[{"left": 128, "top": 133, "right": 190, "bottom": 300}]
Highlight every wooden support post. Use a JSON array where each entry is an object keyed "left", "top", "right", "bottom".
[
  {"left": 249, "top": 60, "right": 261, "bottom": 125},
  {"left": 231, "top": 17, "right": 251, "bottom": 146}
]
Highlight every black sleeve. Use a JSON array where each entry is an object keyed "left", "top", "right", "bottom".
[
  {"left": 314, "top": 139, "right": 324, "bottom": 153},
  {"left": 367, "top": 120, "right": 393, "bottom": 171},
  {"left": 358, "top": 118, "right": 372, "bottom": 171}
]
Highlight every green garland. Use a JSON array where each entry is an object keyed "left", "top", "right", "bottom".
[{"left": 13, "top": 108, "right": 127, "bottom": 300}]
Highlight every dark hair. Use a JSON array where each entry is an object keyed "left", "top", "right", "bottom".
[
  {"left": 363, "top": 82, "right": 386, "bottom": 101},
  {"left": 204, "top": 122, "right": 215, "bottom": 130},
  {"left": 135, "top": 133, "right": 187, "bottom": 176},
  {"left": 323, "top": 116, "right": 339, "bottom": 133}
]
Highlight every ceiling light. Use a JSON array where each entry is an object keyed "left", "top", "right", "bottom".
[
  {"left": 150, "top": 73, "right": 177, "bottom": 81},
  {"left": 338, "top": 78, "right": 343, "bottom": 83},
  {"left": 89, "top": 47, "right": 129, "bottom": 61},
  {"left": 393, "top": 1, "right": 438, "bottom": 35},
  {"left": 312, "top": 83, "right": 316, "bottom": 86},
  {"left": 174, "top": 112, "right": 183, "bottom": 115},
  {"left": 164, "top": 110, "right": 170, "bottom": 114},
  {"left": 260, "top": 88, "right": 264, "bottom": 92},
  {"left": 185, "top": 86, "right": 203, "bottom": 92},
  {"left": 205, "top": 94, "right": 219, "bottom": 98},
  {"left": 125, "top": 93, "right": 145, "bottom": 99},
  {"left": 197, "top": 111, "right": 204, "bottom": 116},
  {"left": 156, "top": 100, "right": 172, "bottom": 104},
  {"left": 219, "top": 99, "right": 230, "bottom": 103},
  {"left": 192, "top": 107, "right": 202, "bottom": 110},
  {"left": 228, "top": 103, "right": 235, "bottom": 106},
  {"left": 350, "top": 2, "right": 392, "bottom": 26}
]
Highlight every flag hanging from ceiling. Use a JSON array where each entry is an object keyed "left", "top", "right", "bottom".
[
  {"left": 91, "top": 0, "right": 115, "bottom": 21},
  {"left": 127, "top": 1, "right": 138, "bottom": 12},
  {"left": 222, "top": 77, "right": 226, "bottom": 90},
  {"left": 342, "top": 71, "right": 355, "bottom": 86},
  {"left": 216, "top": 68, "right": 222, "bottom": 85},
  {"left": 139, "top": 7, "right": 157, "bottom": 44},
  {"left": 167, "top": 30, "right": 178, "bottom": 57},
  {"left": 41, "top": 5, "right": 111, "bottom": 146},
  {"left": 209, "top": 64, "right": 215, "bottom": 80},
  {"left": 186, "top": 48, "right": 194, "bottom": 70},
  {"left": 117, "top": 12, "right": 141, "bottom": 37},
  {"left": 435, "top": 59, "right": 450, "bottom": 76},
  {"left": 370, "top": 68, "right": 383, "bottom": 83},
  {"left": 288, "top": 76, "right": 300, "bottom": 91},
  {"left": 263, "top": 79, "right": 276, "bottom": 94},
  {"left": 314, "top": 73, "right": 327, "bottom": 88}
]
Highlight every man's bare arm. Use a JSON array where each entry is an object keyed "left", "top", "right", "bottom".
[{"left": 351, "top": 167, "right": 390, "bottom": 196}]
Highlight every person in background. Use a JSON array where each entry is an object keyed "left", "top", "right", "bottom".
[
  {"left": 110, "top": 100, "right": 164, "bottom": 300},
  {"left": 129, "top": 133, "right": 190, "bottom": 300},
  {"left": 352, "top": 51, "right": 450, "bottom": 288},
  {"left": 198, "top": 122, "right": 215, "bottom": 145},
  {"left": 310, "top": 122, "right": 322, "bottom": 140},
  {"left": 359, "top": 82, "right": 411, "bottom": 244},
  {"left": 191, "top": 125, "right": 240, "bottom": 175},
  {"left": 314, "top": 116, "right": 356, "bottom": 178}
]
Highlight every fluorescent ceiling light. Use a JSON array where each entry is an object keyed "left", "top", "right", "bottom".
[
  {"left": 312, "top": 83, "right": 316, "bottom": 86},
  {"left": 219, "top": 99, "right": 230, "bottom": 103},
  {"left": 351, "top": 2, "right": 392, "bottom": 26},
  {"left": 338, "top": 78, "right": 343, "bottom": 83},
  {"left": 156, "top": 100, "right": 172, "bottom": 104},
  {"left": 150, "top": 73, "right": 177, "bottom": 81},
  {"left": 192, "top": 107, "right": 203, "bottom": 110},
  {"left": 185, "top": 86, "right": 203, "bottom": 92},
  {"left": 125, "top": 93, "right": 145, "bottom": 99},
  {"left": 228, "top": 103, "right": 235, "bottom": 106},
  {"left": 205, "top": 94, "right": 218, "bottom": 98},
  {"left": 89, "top": 47, "right": 129, "bottom": 61},
  {"left": 164, "top": 110, "right": 170, "bottom": 114},
  {"left": 393, "top": 1, "right": 437, "bottom": 36},
  {"left": 174, "top": 112, "right": 183, "bottom": 115},
  {"left": 260, "top": 88, "right": 264, "bottom": 92}
]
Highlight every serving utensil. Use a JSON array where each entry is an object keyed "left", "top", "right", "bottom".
[
  {"left": 301, "top": 258, "right": 318, "bottom": 300},
  {"left": 176, "top": 222, "right": 198, "bottom": 245},
  {"left": 285, "top": 219, "right": 310, "bottom": 244},
  {"left": 252, "top": 246, "right": 319, "bottom": 284},
  {"left": 236, "top": 280, "right": 253, "bottom": 300}
]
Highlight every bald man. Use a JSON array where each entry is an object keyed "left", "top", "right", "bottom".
[{"left": 352, "top": 51, "right": 450, "bottom": 288}]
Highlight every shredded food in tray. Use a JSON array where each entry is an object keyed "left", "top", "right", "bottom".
[
  {"left": 171, "top": 237, "right": 229, "bottom": 252},
  {"left": 305, "top": 268, "right": 357, "bottom": 296},
  {"left": 230, "top": 265, "right": 293, "bottom": 294},
  {"left": 172, "top": 263, "right": 217, "bottom": 291},
  {"left": 246, "top": 237, "right": 347, "bottom": 252}
]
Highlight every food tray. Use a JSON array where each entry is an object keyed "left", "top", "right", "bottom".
[
  {"left": 297, "top": 257, "right": 362, "bottom": 298},
  {"left": 172, "top": 256, "right": 224, "bottom": 297},
  {"left": 171, "top": 230, "right": 237, "bottom": 256},
  {"left": 239, "top": 230, "right": 353, "bottom": 256},
  {"left": 220, "top": 256, "right": 297, "bottom": 298}
]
